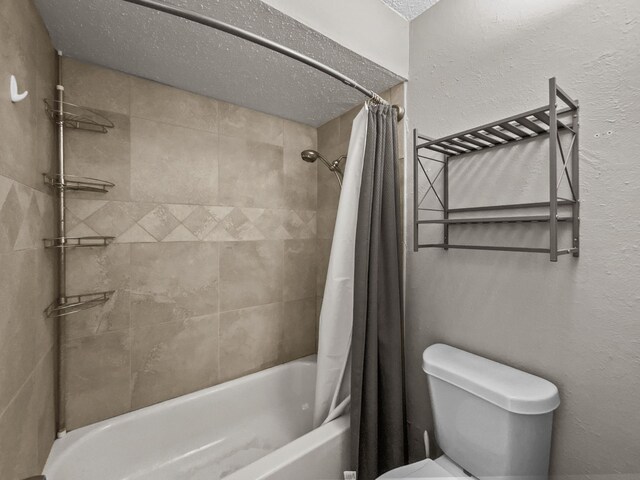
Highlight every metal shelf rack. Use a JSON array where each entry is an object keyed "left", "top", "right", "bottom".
[
  {"left": 44, "top": 291, "right": 115, "bottom": 318},
  {"left": 43, "top": 58, "right": 116, "bottom": 321},
  {"left": 44, "top": 98, "right": 114, "bottom": 133},
  {"left": 43, "top": 174, "right": 115, "bottom": 193},
  {"left": 43, "top": 236, "right": 115, "bottom": 249},
  {"left": 43, "top": 54, "right": 117, "bottom": 438},
  {"left": 413, "top": 77, "right": 580, "bottom": 262}
]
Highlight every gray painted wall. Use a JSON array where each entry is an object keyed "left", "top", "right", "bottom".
[{"left": 406, "top": 0, "right": 640, "bottom": 478}]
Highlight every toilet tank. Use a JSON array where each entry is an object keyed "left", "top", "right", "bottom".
[{"left": 422, "top": 344, "right": 560, "bottom": 480}]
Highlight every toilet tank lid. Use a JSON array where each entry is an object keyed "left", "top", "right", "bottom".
[{"left": 422, "top": 344, "right": 560, "bottom": 415}]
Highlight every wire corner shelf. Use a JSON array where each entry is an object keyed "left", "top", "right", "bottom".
[
  {"left": 44, "top": 236, "right": 115, "bottom": 249},
  {"left": 44, "top": 99, "right": 114, "bottom": 133},
  {"left": 43, "top": 174, "right": 115, "bottom": 193},
  {"left": 44, "top": 290, "right": 115, "bottom": 319},
  {"left": 413, "top": 77, "right": 580, "bottom": 262}
]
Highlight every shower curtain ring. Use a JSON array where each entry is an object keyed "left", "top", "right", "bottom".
[{"left": 368, "top": 93, "right": 384, "bottom": 106}]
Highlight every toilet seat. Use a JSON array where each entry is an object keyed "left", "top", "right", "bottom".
[{"left": 377, "top": 458, "right": 464, "bottom": 479}]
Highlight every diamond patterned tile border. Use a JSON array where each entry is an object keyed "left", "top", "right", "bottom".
[{"left": 66, "top": 200, "right": 317, "bottom": 244}]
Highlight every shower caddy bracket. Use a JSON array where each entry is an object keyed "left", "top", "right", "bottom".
[
  {"left": 413, "top": 77, "right": 579, "bottom": 262},
  {"left": 43, "top": 53, "right": 115, "bottom": 437}
]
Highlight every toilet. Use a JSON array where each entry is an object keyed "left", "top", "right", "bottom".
[{"left": 379, "top": 344, "right": 560, "bottom": 480}]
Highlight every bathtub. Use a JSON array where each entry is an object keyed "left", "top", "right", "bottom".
[{"left": 43, "top": 356, "right": 350, "bottom": 480}]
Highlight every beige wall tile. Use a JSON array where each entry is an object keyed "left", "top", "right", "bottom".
[
  {"left": 131, "top": 117, "right": 218, "bottom": 204},
  {"left": 62, "top": 57, "right": 131, "bottom": 115},
  {"left": 282, "top": 119, "right": 318, "bottom": 210},
  {"left": 219, "top": 241, "right": 283, "bottom": 312},
  {"left": 282, "top": 209, "right": 314, "bottom": 239},
  {"left": 0, "top": 2, "right": 57, "bottom": 470},
  {"left": 0, "top": 179, "right": 49, "bottom": 253},
  {"left": 283, "top": 147, "right": 317, "bottom": 210},
  {"left": 14, "top": 188, "right": 47, "bottom": 251},
  {"left": 218, "top": 135, "right": 284, "bottom": 208},
  {"left": 137, "top": 205, "right": 180, "bottom": 241},
  {"left": 0, "top": 182, "right": 24, "bottom": 254},
  {"left": 0, "top": 9, "right": 39, "bottom": 190},
  {"left": 84, "top": 201, "right": 155, "bottom": 237},
  {"left": 0, "top": 250, "right": 37, "bottom": 415},
  {"left": 284, "top": 239, "right": 316, "bottom": 302},
  {"left": 131, "top": 242, "right": 218, "bottom": 327},
  {"left": 317, "top": 117, "right": 340, "bottom": 150},
  {"left": 0, "top": 375, "right": 39, "bottom": 480},
  {"left": 64, "top": 290, "right": 131, "bottom": 341},
  {"left": 283, "top": 120, "right": 317, "bottom": 151},
  {"left": 247, "top": 209, "right": 285, "bottom": 240},
  {"left": 161, "top": 224, "right": 198, "bottom": 243},
  {"left": 281, "top": 297, "right": 317, "bottom": 362},
  {"left": 131, "top": 77, "right": 219, "bottom": 132},
  {"left": 65, "top": 330, "right": 132, "bottom": 430},
  {"left": 131, "top": 314, "right": 219, "bottom": 409},
  {"left": 66, "top": 244, "right": 131, "bottom": 293},
  {"left": 65, "top": 112, "right": 131, "bottom": 201},
  {"left": 316, "top": 208, "right": 337, "bottom": 240},
  {"left": 219, "top": 303, "right": 283, "bottom": 382},
  {"left": 34, "top": 249, "right": 56, "bottom": 355},
  {"left": 35, "top": 348, "right": 56, "bottom": 471},
  {"left": 219, "top": 102, "right": 283, "bottom": 146},
  {"left": 34, "top": 15, "right": 57, "bottom": 187}
]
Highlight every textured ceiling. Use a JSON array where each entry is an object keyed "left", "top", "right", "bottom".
[
  {"left": 379, "top": 0, "right": 441, "bottom": 20},
  {"left": 34, "top": 0, "right": 403, "bottom": 127}
]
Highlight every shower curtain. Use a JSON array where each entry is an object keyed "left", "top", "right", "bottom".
[
  {"left": 314, "top": 102, "right": 407, "bottom": 479},
  {"left": 351, "top": 104, "right": 407, "bottom": 479},
  {"left": 313, "top": 107, "right": 368, "bottom": 427}
]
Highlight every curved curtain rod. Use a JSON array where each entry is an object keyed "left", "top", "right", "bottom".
[{"left": 120, "top": 0, "right": 404, "bottom": 119}]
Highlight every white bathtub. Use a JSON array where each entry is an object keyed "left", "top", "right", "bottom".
[{"left": 44, "top": 356, "right": 350, "bottom": 480}]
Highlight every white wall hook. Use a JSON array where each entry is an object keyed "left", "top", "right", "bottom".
[{"left": 10, "top": 75, "right": 28, "bottom": 103}]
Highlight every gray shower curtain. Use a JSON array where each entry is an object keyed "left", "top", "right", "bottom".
[{"left": 351, "top": 103, "right": 407, "bottom": 479}]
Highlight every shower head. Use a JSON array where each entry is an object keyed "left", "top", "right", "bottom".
[
  {"left": 300, "top": 150, "right": 320, "bottom": 163},
  {"left": 300, "top": 149, "right": 345, "bottom": 187}
]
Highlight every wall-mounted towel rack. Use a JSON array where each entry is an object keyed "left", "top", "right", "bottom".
[{"left": 413, "top": 77, "right": 580, "bottom": 262}]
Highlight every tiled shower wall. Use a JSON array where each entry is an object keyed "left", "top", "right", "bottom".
[
  {"left": 0, "top": 1, "right": 57, "bottom": 478},
  {"left": 60, "top": 58, "right": 320, "bottom": 429},
  {"left": 316, "top": 84, "right": 406, "bottom": 309}
]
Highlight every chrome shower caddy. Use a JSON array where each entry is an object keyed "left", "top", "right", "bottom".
[
  {"left": 413, "top": 77, "right": 579, "bottom": 262},
  {"left": 43, "top": 54, "right": 115, "bottom": 436}
]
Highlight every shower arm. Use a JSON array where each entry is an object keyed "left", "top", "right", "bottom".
[
  {"left": 318, "top": 154, "right": 344, "bottom": 173},
  {"left": 321, "top": 154, "right": 345, "bottom": 188},
  {"left": 120, "top": 0, "right": 404, "bottom": 120}
]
